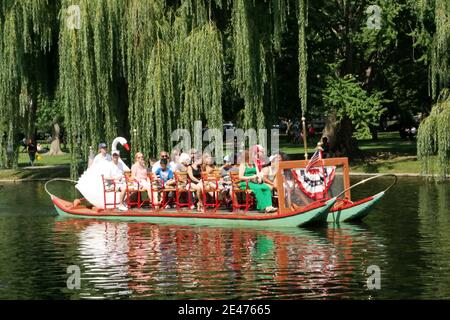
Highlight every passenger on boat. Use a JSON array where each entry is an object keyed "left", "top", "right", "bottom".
[
  {"left": 187, "top": 154, "right": 203, "bottom": 211},
  {"left": 155, "top": 158, "right": 176, "bottom": 187},
  {"left": 177, "top": 153, "right": 191, "bottom": 172},
  {"left": 220, "top": 155, "right": 239, "bottom": 205},
  {"left": 155, "top": 158, "right": 176, "bottom": 208},
  {"left": 147, "top": 156, "right": 157, "bottom": 173},
  {"left": 131, "top": 152, "right": 151, "bottom": 201},
  {"left": 92, "top": 142, "right": 111, "bottom": 167},
  {"left": 220, "top": 155, "right": 239, "bottom": 177},
  {"left": 262, "top": 154, "right": 281, "bottom": 190},
  {"left": 151, "top": 151, "right": 170, "bottom": 173},
  {"left": 169, "top": 148, "right": 181, "bottom": 172},
  {"left": 278, "top": 152, "right": 308, "bottom": 210},
  {"left": 251, "top": 144, "right": 267, "bottom": 171},
  {"left": 239, "top": 149, "right": 277, "bottom": 213},
  {"left": 189, "top": 148, "right": 199, "bottom": 164},
  {"left": 201, "top": 153, "right": 216, "bottom": 174},
  {"left": 201, "top": 153, "right": 221, "bottom": 200},
  {"left": 104, "top": 150, "right": 128, "bottom": 211}
]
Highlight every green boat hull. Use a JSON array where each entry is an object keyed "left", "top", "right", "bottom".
[
  {"left": 53, "top": 197, "right": 336, "bottom": 228},
  {"left": 327, "top": 192, "right": 385, "bottom": 223}
]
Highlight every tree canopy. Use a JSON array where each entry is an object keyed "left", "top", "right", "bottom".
[{"left": 0, "top": 0, "right": 448, "bottom": 178}]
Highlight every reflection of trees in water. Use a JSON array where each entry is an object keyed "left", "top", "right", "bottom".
[
  {"left": 418, "top": 182, "right": 450, "bottom": 299},
  {"left": 53, "top": 220, "right": 384, "bottom": 299}
]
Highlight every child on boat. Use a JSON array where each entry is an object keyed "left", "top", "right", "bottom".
[
  {"left": 154, "top": 158, "right": 176, "bottom": 208},
  {"left": 155, "top": 158, "right": 175, "bottom": 186},
  {"left": 220, "top": 155, "right": 239, "bottom": 206}
]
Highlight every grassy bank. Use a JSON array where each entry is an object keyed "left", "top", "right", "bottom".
[
  {"left": 0, "top": 166, "right": 70, "bottom": 181},
  {"left": 0, "top": 131, "right": 420, "bottom": 180},
  {"left": 280, "top": 131, "right": 420, "bottom": 174},
  {"left": 1, "top": 145, "right": 72, "bottom": 180}
]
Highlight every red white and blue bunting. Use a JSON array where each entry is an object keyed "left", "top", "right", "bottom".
[{"left": 291, "top": 166, "right": 336, "bottom": 200}]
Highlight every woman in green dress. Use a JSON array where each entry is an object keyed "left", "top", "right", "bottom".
[{"left": 239, "top": 150, "right": 277, "bottom": 213}]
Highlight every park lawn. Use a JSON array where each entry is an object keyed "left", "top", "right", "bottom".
[
  {"left": 18, "top": 151, "right": 71, "bottom": 167},
  {"left": 280, "top": 131, "right": 420, "bottom": 174},
  {"left": 0, "top": 150, "right": 72, "bottom": 180},
  {"left": 350, "top": 156, "right": 420, "bottom": 174}
]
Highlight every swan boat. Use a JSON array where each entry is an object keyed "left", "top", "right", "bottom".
[{"left": 45, "top": 154, "right": 396, "bottom": 227}]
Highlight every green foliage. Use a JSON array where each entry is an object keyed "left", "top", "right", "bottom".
[
  {"left": 1, "top": 0, "right": 448, "bottom": 180},
  {"left": 0, "top": 0, "right": 56, "bottom": 169},
  {"left": 417, "top": 0, "right": 450, "bottom": 98},
  {"left": 36, "top": 97, "right": 62, "bottom": 133},
  {"left": 322, "top": 74, "right": 386, "bottom": 139},
  {"left": 58, "top": 0, "right": 126, "bottom": 178},
  {"left": 417, "top": 90, "right": 450, "bottom": 179}
]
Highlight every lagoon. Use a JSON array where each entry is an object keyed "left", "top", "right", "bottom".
[{"left": 0, "top": 178, "right": 449, "bottom": 299}]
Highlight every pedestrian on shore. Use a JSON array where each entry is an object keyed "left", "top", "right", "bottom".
[{"left": 27, "top": 139, "right": 37, "bottom": 166}]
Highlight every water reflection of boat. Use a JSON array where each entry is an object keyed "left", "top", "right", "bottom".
[
  {"left": 53, "top": 219, "right": 385, "bottom": 299},
  {"left": 46, "top": 158, "right": 395, "bottom": 227}
]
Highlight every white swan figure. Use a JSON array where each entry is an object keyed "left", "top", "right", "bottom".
[
  {"left": 75, "top": 137, "right": 131, "bottom": 209},
  {"left": 112, "top": 137, "right": 130, "bottom": 172}
]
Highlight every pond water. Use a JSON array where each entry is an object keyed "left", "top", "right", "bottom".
[{"left": 0, "top": 177, "right": 449, "bottom": 299}]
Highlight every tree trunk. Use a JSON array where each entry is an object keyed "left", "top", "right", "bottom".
[
  {"left": 370, "top": 125, "right": 378, "bottom": 140},
  {"left": 47, "top": 122, "right": 65, "bottom": 155},
  {"left": 322, "top": 114, "right": 359, "bottom": 157}
]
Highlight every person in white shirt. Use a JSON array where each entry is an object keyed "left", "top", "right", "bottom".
[
  {"left": 169, "top": 148, "right": 181, "bottom": 172},
  {"left": 151, "top": 150, "right": 170, "bottom": 173},
  {"left": 104, "top": 150, "right": 128, "bottom": 211},
  {"left": 92, "top": 143, "right": 112, "bottom": 167}
]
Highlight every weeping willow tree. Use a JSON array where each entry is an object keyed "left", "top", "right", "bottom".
[
  {"left": 0, "top": 0, "right": 55, "bottom": 169},
  {"left": 231, "top": 0, "right": 287, "bottom": 130},
  {"left": 417, "top": 90, "right": 450, "bottom": 180},
  {"left": 417, "top": 0, "right": 450, "bottom": 180},
  {"left": 179, "top": 24, "right": 223, "bottom": 133},
  {"left": 127, "top": 0, "right": 224, "bottom": 157},
  {"left": 420, "top": 0, "right": 450, "bottom": 98},
  {"left": 143, "top": 36, "right": 175, "bottom": 157},
  {"left": 53, "top": 0, "right": 295, "bottom": 177},
  {"left": 125, "top": 0, "right": 166, "bottom": 157},
  {"left": 58, "top": 0, "right": 126, "bottom": 178}
]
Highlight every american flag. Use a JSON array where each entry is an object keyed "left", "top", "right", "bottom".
[{"left": 305, "top": 149, "right": 323, "bottom": 172}]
